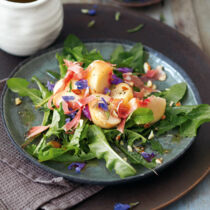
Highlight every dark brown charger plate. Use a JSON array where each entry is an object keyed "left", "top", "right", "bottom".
[
  {"left": 0, "top": 3, "right": 209, "bottom": 209},
  {"left": 112, "top": 0, "right": 162, "bottom": 8}
]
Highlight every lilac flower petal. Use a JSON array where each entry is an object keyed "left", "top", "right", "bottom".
[
  {"left": 98, "top": 97, "right": 108, "bottom": 111},
  {"left": 67, "top": 111, "right": 77, "bottom": 119},
  {"left": 88, "top": 9, "right": 96, "bottom": 16},
  {"left": 68, "top": 162, "right": 86, "bottom": 173},
  {"left": 46, "top": 81, "right": 55, "bottom": 91},
  {"left": 104, "top": 87, "right": 111, "bottom": 94},
  {"left": 65, "top": 118, "right": 71, "bottom": 124},
  {"left": 98, "top": 103, "right": 108, "bottom": 111},
  {"left": 141, "top": 152, "right": 155, "bottom": 162},
  {"left": 112, "top": 74, "right": 123, "bottom": 85},
  {"left": 75, "top": 80, "right": 88, "bottom": 90},
  {"left": 83, "top": 105, "right": 91, "bottom": 121},
  {"left": 114, "top": 203, "right": 130, "bottom": 210},
  {"left": 116, "top": 67, "right": 133, "bottom": 73},
  {"left": 62, "top": 96, "right": 75, "bottom": 101}
]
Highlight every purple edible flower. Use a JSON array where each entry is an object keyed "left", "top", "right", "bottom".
[
  {"left": 83, "top": 105, "right": 91, "bottom": 121},
  {"left": 81, "top": 8, "right": 96, "bottom": 16},
  {"left": 62, "top": 96, "right": 75, "bottom": 101},
  {"left": 104, "top": 87, "right": 111, "bottom": 95},
  {"left": 88, "top": 9, "right": 96, "bottom": 16},
  {"left": 46, "top": 81, "right": 55, "bottom": 91},
  {"left": 116, "top": 67, "right": 133, "bottom": 73},
  {"left": 68, "top": 162, "right": 85, "bottom": 173},
  {"left": 98, "top": 97, "right": 108, "bottom": 111},
  {"left": 114, "top": 202, "right": 139, "bottom": 210},
  {"left": 67, "top": 110, "right": 77, "bottom": 119},
  {"left": 114, "top": 203, "right": 130, "bottom": 210},
  {"left": 141, "top": 152, "right": 155, "bottom": 162},
  {"left": 75, "top": 80, "right": 88, "bottom": 90},
  {"left": 111, "top": 74, "right": 123, "bottom": 85},
  {"left": 65, "top": 118, "right": 71, "bottom": 124}
]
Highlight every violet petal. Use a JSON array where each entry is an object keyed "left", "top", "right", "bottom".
[
  {"left": 62, "top": 96, "right": 75, "bottom": 101},
  {"left": 141, "top": 152, "right": 155, "bottom": 162},
  {"left": 114, "top": 203, "right": 130, "bottom": 210},
  {"left": 88, "top": 9, "right": 96, "bottom": 16},
  {"left": 46, "top": 81, "right": 55, "bottom": 91},
  {"left": 83, "top": 105, "right": 91, "bottom": 121},
  {"left": 68, "top": 162, "right": 86, "bottom": 173},
  {"left": 75, "top": 80, "right": 88, "bottom": 90},
  {"left": 104, "top": 87, "right": 111, "bottom": 94},
  {"left": 65, "top": 118, "right": 71, "bottom": 124},
  {"left": 98, "top": 97, "right": 108, "bottom": 111},
  {"left": 116, "top": 67, "right": 133, "bottom": 73},
  {"left": 112, "top": 74, "right": 123, "bottom": 85}
]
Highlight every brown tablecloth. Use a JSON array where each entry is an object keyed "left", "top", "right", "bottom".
[{"left": 0, "top": 80, "right": 103, "bottom": 210}]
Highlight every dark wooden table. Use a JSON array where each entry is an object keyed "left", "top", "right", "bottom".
[{"left": 1, "top": 4, "right": 209, "bottom": 210}]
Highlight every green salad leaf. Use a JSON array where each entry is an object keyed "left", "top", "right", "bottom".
[
  {"left": 110, "top": 43, "right": 147, "bottom": 73},
  {"left": 180, "top": 104, "right": 210, "bottom": 137},
  {"left": 115, "top": 142, "right": 156, "bottom": 168},
  {"left": 125, "top": 129, "right": 147, "bottom": 146},
  {"left": 7, "top": 78, "right": 42, "bottom": 105},
  {"left": 126, "top": 108, "right": 154, "bottom": 128},
  {"left": 52, "top": 151, "right": 95, "bottom": 162},
  {"left": 162, "top": 83, "right": 187, "bottom": 103},
  {"left": 157, "top": 104, "right": 210, "bottom": 137},
  {"left": 88, "top": 125, "right": 136, "bottom": 178},
  {"left": 31, "top": 76, "right": 51, "bottom": 99}
]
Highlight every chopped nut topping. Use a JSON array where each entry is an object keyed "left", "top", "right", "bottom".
[
  {"left": 169, "top": 101, "right": 174, "bottom": 107},
  {"left": 127, "top": 145, "right": 133, "bottom": 152},
  {"left": 148, "top": 130, "right": 154, "bottom": 140},
  {"left": 156, "top": 158, "right": 163, "bottom": 164},
  {"left": 146, "top": 80, "right": 153, "bottom": 88},
  {"left": 123, "top": 157, "right": 127, "bottom": 162},
  {"left": 15, "top": 97, "right": 22, "bottom": 105},
  {"left": 144, "top": 62, "right": 151, "bottom": 73}
]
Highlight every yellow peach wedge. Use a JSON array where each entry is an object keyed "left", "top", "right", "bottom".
[
  {"left": 87, "top": 60, "right": 113, "bottom": 93},
  {"left": 89, "top": 94, "right": 121, "bottom": 128}
]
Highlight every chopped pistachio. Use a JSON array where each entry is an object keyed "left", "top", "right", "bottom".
[
  {"left": 15, "top": 97, "right": 22, "bottom": 105},
  {"left": 120, "top": 141, "right": 124, "bottom": 146},
  {"left": 146, "top": 80, "right": 153, "bottom": 88},
  {"left": 123, "top": 157, "right": 127, "bottom": 162},
  {"left": 152, "top": 84, "right": 157, "bottom": 90},
  {"left": 143, "top": 62, "right": 151, "bottom": 73},
  {"left": 169, "top": 101, "right": 174, "bottom": 107},
  {"left": 156, "top": 158, "right": 163, "bottom": 164},
  {"left": 148, "top": 130, "right": 154, "bottom": 140},
  {"left": 127, "top": 145, "right": 133, "bottom": 152}
]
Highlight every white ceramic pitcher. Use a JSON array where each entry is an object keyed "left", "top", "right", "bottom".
[{"left": 0, "top": 0, "right": 63, "bottom": 56}]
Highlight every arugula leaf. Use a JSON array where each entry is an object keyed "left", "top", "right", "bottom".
[
  {"left": 38, "top": 144, "right": 77, "bottom": 162},
  {"left": 180, "top": 104, "right": 210, "bottom": 137},
  {"left": 88, "top": 125, "right": 136, "bottom": 178},
  {"left": 56, "top": 53, "right": 68, "bottom": 78},
  {"left": 150, "top": 140, "right": 164, "bottom": 154},
  {"left": 127, "top": 24, "right": 144, "bottom": 33},
  {"left": 46, "top": 70, "right": 60, "bottom": 80},
  {"left": 126, "top": 108, "right": 154, "bottom": 128},
  {"left": 7, "top": 78, "right": 42, "bottom": 105},
  {"left": 53, "top": 151, "right": 95, "bottom": 162},
  {"left": 157, "top": 104, "right": 210, "bottom": 137},
  {"left": 31, "top": 76, "right": 51, "bottom": 99},
  {"left": 110, "top": 43, "right": 146, "bottom": 73},
  {"left": 110, "top": 45, "right": 124, "bottom": 63},
  {"left": 125, "top": 129, "right": 147, "bottom": 146},
  {"left": 69, "top": 119, "right": 86, "bottom": 147},
  {"left": 162, "top": 83, "right": 187, "bottom": 103},
  {"left": 115, "top": 142, "right": 156, "bottom": 168},
  {"left": 63, "top": 34, "right": 86, "bottom": 55},
  {"left": 115, "top": 11, "right": 120, "bottom": 21}
]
